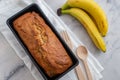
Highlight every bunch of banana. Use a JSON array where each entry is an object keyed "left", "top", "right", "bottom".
[{"left": 57, "top": 0, "right": 108, "bottom": 52}]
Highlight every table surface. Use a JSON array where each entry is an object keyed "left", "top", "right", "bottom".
[{"left": 0, "top": 0, "right": 120, "bottom": 80}]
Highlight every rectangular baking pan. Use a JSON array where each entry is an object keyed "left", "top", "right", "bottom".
[{"left": 6, "top": 3, "right": 79, "bottom": 80}]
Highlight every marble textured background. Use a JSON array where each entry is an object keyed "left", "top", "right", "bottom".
[{"left": 0, "top": 0, "right": 120, "bottom": 80}]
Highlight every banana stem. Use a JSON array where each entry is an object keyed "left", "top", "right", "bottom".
[
  {"left": 61, "top": 3, "right": 70, "bottom": 10},
  {"left": 57, "top": 8, "right": 70, "bottom": 16},
  {"left": 61, "top": 9, "right": 70, "bottom": 14}
]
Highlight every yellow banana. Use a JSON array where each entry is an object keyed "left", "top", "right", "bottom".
[
  {"left": 61, "top": 0, "right": 108, "bottom": 37},
  {"left": 61, "top": 8, "right": 106, "bottom": 52}
]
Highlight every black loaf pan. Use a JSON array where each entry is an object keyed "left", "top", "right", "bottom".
[{"left": 6, "top": 3, "right": 79, "bottom": 80}]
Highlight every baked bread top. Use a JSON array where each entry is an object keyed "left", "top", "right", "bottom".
[{"left": 13, "top": 12, "right": 73, "bottom": 77}]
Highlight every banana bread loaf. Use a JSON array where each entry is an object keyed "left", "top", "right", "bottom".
[{"left": 13, "top": 12, "right": 73, "bottom": 77}]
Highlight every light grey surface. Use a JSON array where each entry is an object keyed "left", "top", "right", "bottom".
[
  {"left": 0, "top": 32, "right": 35, "bottom": 80},
  {"left": 0, "top": 0, "right": 120, "bottom": 80}
]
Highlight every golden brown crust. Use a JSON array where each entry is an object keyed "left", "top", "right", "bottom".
[{"left": 13, "top": 12, "right": 73, "bottom": 77}]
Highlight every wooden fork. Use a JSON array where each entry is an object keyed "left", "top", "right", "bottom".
[
  {"left": 60, "top": 30, "right": 85, "bottom": 80},
  {"left": 61, "top": 30, "right": 73, "bottom": 49}
]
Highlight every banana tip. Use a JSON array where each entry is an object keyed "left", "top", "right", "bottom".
[
  {"left": 103, "top": 50, "right": 106, "bottom": 53},
  {"left": 57, "top": 8, "right": 62, "bottom": 16}
]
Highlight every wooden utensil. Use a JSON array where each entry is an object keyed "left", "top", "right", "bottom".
[
  {"left": 75, "top": 65, "right": 85, "bottom": 80},
  {"left": 61, "top": 30, "right": 73, "bottom": 49},
  {"left": 77, "top": 46, "right": 93, "bottom": 80},
  {"left": 61, "top": 30, "right": 85, "bottom": 80}
]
